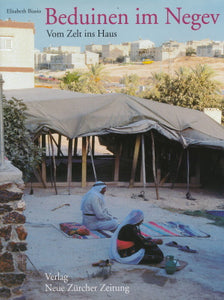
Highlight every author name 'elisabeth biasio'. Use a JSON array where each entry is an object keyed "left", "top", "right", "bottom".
[{"left": 6, "top": 8, "right": 41, "bottom": 14}]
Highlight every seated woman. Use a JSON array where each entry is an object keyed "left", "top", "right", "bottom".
[{"left": 109, "top": 209, "right": 164, "bottom": 265}]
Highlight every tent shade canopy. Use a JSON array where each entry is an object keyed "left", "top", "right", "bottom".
[{"left": 4, "top": 88, "right": 224, "bottom": 149}]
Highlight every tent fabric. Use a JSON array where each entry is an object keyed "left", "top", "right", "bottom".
[{"left": 4, "top": 88, "right": 224, "bottom": 149}]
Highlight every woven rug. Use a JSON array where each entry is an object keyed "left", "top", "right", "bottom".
[
  {"left": 60, "top": 221, "right": 210, "bottom": 239},
  {"left": 206, "top": 210, "right": 224, "bottom": 217},
  {"left": 60, "top": 222, "right": 114, "bottom": 239},
  {"left": 141, "top": 221, "right": 210, "bottom": 238}
]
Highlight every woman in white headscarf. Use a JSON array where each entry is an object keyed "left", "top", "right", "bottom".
[
  {"left": 109, "top": 209, "right": 164, "bottom": 264},
  {"left": 81, "top": 181, "right": 118, "bottom": 231}
]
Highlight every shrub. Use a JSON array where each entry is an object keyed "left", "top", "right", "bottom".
[{"left": 3, "top": 96, "right": 42, "bottom": 182}]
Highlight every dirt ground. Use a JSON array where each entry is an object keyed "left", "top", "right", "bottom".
[
  {"left": 37, "top": 56, "right": 224, "bottom": 89},
  {"left": 19, "top": 186, "right": 224, "bottom": 300}
]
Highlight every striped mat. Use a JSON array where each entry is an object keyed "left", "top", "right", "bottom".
[
  {"left": 60, "top": 221, "right": 210, "bottom": 239},
  {"left": 206, "top": 210, "right": 224, "bottom": 217}
]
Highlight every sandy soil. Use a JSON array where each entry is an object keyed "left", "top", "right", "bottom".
[
  {"left": 20, "top": 186, "right": 224, "bottom": 300},
  {"left": 38, "top": 56, "right": 224, "bottom": 88}
]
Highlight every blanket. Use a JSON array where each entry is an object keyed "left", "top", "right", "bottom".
[
  {"left": 206, "top": 210, "right": 224, "bottom": 217},
  {"left": 60, "top": 221, "right": 210, "bottom": 239},
  {"left": 141, "top": 221, "right": 210, "bottom": 238}
]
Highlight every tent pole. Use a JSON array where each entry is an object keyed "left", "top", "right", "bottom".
[
  {"left": 186, "top": 148, "right": 190, "bottom": 195},
  {"left": 82, "top": 137, "right": 87, "bottom": 188},
  {"left": 114, "top": 142, "right": 122, "bottom": 182},
  {"left": 73, "top": 138, "right": 78, "bottom": 156},
  {"left": 88, "top": 136, "right": 97, "bottom": 182},
  {"left": 141, "top": 134, "right": 146, "bottom": 189},
  {"left": 67, "top": 138, "right": 73, "bottom": 195},
  {"left": 41, "top": 134, "right": 47, "bottom": 187},
  {"left": 49, "top": 132, "right": 58, "bottom": 195},
  {"left": 49, "top": 133, "right": 64, "bottom": 157},
  {"left": 47, "top": 134, "right": 53, "bottom": 187},
  {"left": 171, "top": 149, "right": 184, "bottom": 189},
  {"left": 140, "top": 134, "right": 147, "bottom": 200},
  {"left": 57, "top": 134, "right": 62, "bottom": 157},
  {"left": 151, "top": 131, "right": 159, "bottom": 200},
  {"left": 129, "top": 134, "right": 141, "bottom": 188},
  {"left": 92, "top": 136, "right": 95, "bottom": 157}
]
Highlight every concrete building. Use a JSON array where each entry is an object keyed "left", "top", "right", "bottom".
[
  {"left": 85, "top": 51, "right": 99, "bottom": 65},
  {"left": 43, "top": 45, "right": 80, "bottom": 54},
  {"left": 59, "top": 46, "right": 80, "bottom": 53},
  {"left": 186, "top": 39, "right": 212, "bottom": 52},
  {"left": 150, "top": 41, "right": 186, "bottom": 61},
  {"left": 0, "top": 20, "right": 35, "bottom": 89},
  {"left": 85, "top": 44, "right": 102, "bottom": 56},
  {"left": 197, "top": 41, "right": 224, "bottom": 57},
  {"left": 102, "top": 43, "right": 130, "bottom": 62},
  {"left": 130, "top": 39, "right": 155, "bottom": 61},
  {"left": 34, "top": 50, "right": 58, "bottom": 70},
  {"left": 50, "top": 53, "right": 86, "bottom": 70}
]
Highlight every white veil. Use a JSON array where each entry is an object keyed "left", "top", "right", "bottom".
[{"left": 109, "top": 209, "right": 145, "bottom": 264}]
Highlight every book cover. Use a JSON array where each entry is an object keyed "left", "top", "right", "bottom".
[{"left": 1, "top": 1, "right": 224, "bottom": 300}]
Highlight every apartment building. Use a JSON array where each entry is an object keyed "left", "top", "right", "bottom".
[
  {"left": 186, "top": 39, "right": 212, "bottom": 52},
  {"left": 43, "top": 45, "right": 81, "bottom": 54},
  {"left": 0, "top": 20, "right": 35, "bottom": 89},
  {"left": 197, "top": 41, "right": 224, "bottom": 57},
  {"left": 130, "top": 39, "right": 155, "bottom": 61},
  {"left": 50, "top": 53, "right": 86, "bottom": 71},
  {"left": 34, "top": 50, "right": 58, "bottom": 70},
  {"left": 151, "top": 41, "right": 186, "bottom": 61},
  {"left": 85, "top": 44, "right": 102, "bottom": 56},
  {"left": 85, "top": 51, "right": 99, "bottom": 65},
  {"left": 102, "top": 43, "right": 130, "bottom": 62}
]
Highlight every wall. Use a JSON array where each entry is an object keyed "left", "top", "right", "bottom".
[
  {"left": 0, "top": 161, "right": 27, "bottom": 299},
  {"left": 0, "top": 20, "right": 35, "bottom": 90}
]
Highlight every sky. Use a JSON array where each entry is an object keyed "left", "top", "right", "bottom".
[{"left": 1, "top": 0, "right": 224, "bottom": 51}]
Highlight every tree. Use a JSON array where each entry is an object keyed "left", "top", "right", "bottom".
[
  {"left": 3, "top": 97, "right": 42, "bottom": 181},
  {"left": 60, "top": 71, "right": 82, "bottom": 91},
  {"left": 79, "top": 64, "right": 106, "bottom": 93},
  {"left": 60, "top": 64, "right": 106, "bottom": 94},
  {"left": 186, "top": 47, "right": 196, "bottom": 56},
  {"left": 120, "top": 74, "right": 140, "bottom": 96},
  {"left": 145, "top": 64, "right": 222, "bottom": 111}
]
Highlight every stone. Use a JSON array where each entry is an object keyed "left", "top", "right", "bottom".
[
  {"left": 0, "top": 225, "right": 12, "bottom": 241},
  {"left": 0, "top": 160, "right": 23, "bottom": 186},
  {"left": 0, "top": 183, "right": 12, "bottom": 190},
  {"left": 0, "top": 239, "right": 2, "bottom": 252},
  {"left": 16, "top": 183, "right": 26, "bottom": 190},
  {"left": 0, "top": 287, "right": 11, "bottom": 298},
  {"left": 0, "top": 252, "right": 14, "bottom": 272},
  {"left": 3, "top": 212, "right": 26, "bottom": 224},
  {"left": 6, "top": 242, "right": 27, "bottom": 252},
  {"left": 0, "top": 204, "right": 13, "bottom": 214},
  {"left": 6, "top": 183, "right": 24, "bottom": 193},
  {"left": 16, "top": 200, "right": 26, "bottom": 212},
  {"left": 16, "top": 254, "right": 27, "bottom": 272},
  {"left": 16, "top": 226, "right": 28, "bottom": 241},
  {"left": 0, "top": 273, "right": 26, "bottom": 287},
  {"left": 12, "top": 286, "right": 23, "bottom": 296},
  {"left": 0, "top": 190, "right": 23, "bottom": 203}
]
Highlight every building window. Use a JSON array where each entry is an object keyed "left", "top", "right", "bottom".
[{"left": 0, "top": 37, "right": 13, "bottom": 50}]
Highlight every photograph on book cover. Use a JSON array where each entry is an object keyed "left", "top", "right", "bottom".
[{"left": 1, "top": 0, "right": 224, "bottom": 299}]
